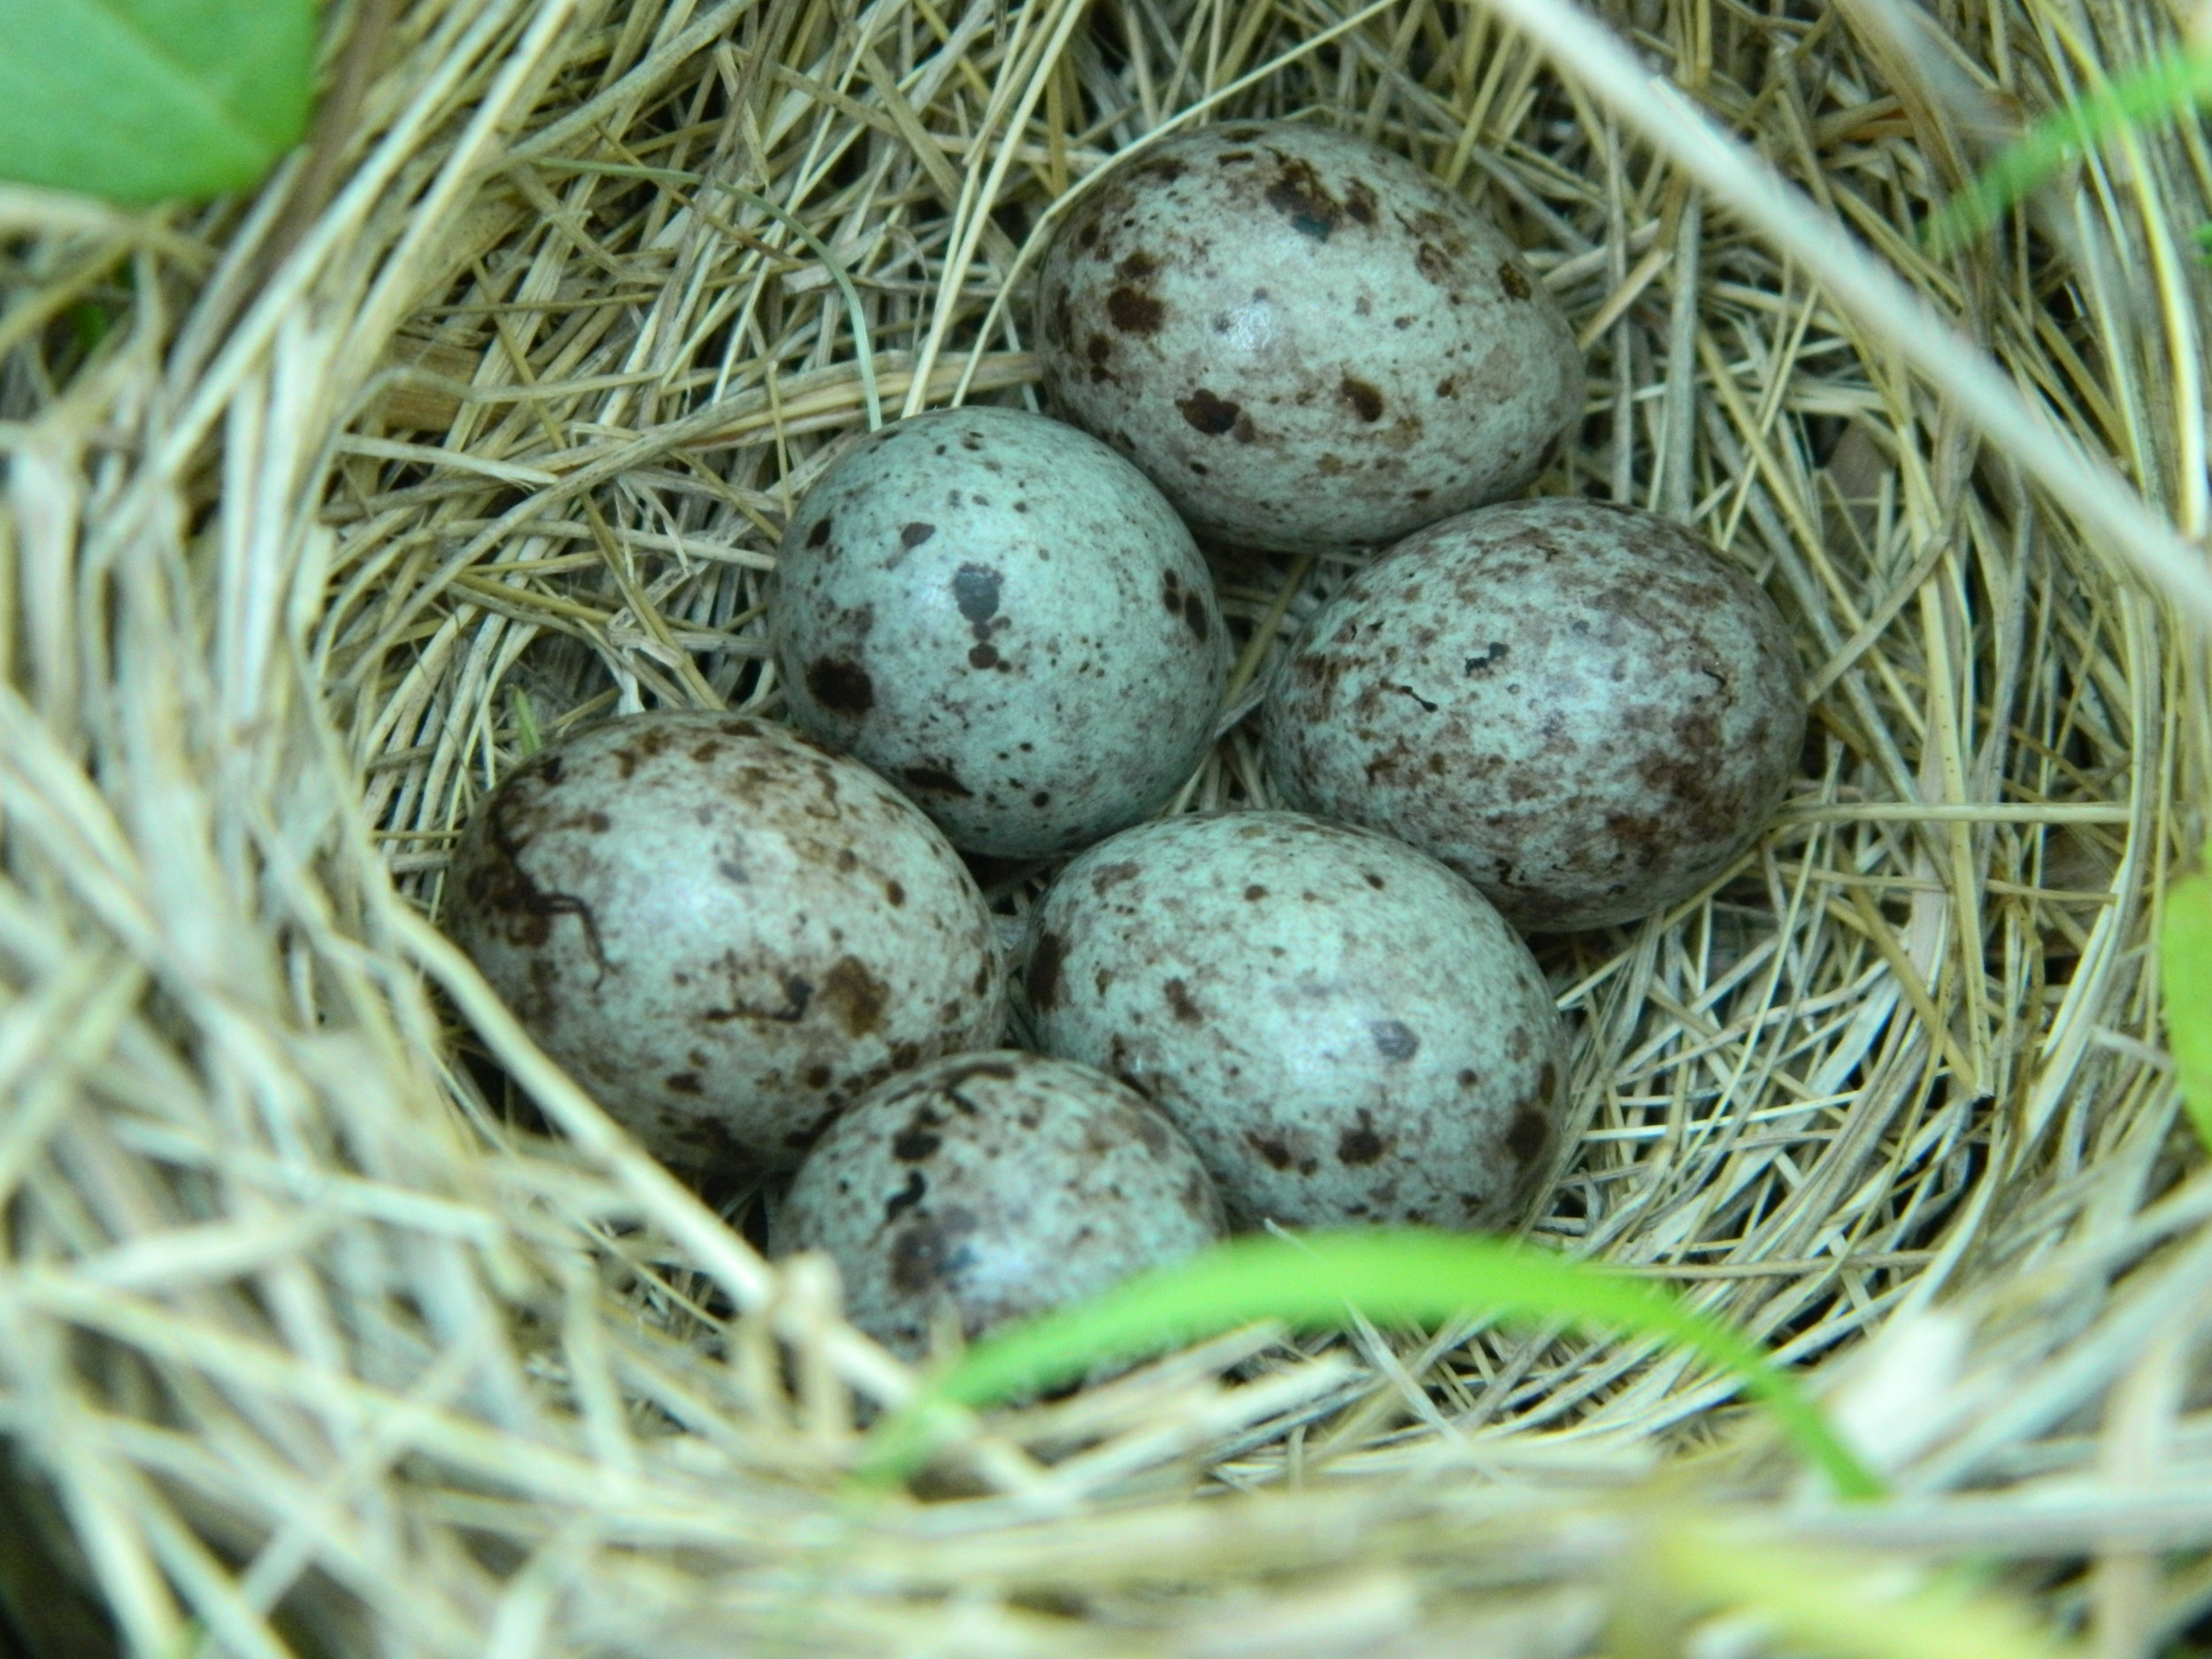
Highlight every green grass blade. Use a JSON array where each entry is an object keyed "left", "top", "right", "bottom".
[
  {"left": 509, "top": 687, "right": 542, "bottom": 758},
  {"left": 2163, "top": 841, "right": 2212, "bottom": 1150},
  {"left": 858, "top": 1230, "right": 1883, "bottom": 1499},
  {"left": 0, "top": 0, "right": 318, "bottom": 204},
  {"left": 1926, "top": 44, "right": 2212, "bottom": 254}
]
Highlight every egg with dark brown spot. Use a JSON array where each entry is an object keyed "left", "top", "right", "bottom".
[
  {"left": 1260, "top": 498, "right": 1806, "bottom": 930},
  {"left": 442, "top": 713, "right": 1005, "bottom": 1172},
  {"left": 1025, "top": 812, "right": 1566, "bottom": 1230},
  {"left": 772, "top": 1050, "right": 1225, "bottom": 1358},
  {"left": 1036, "top": 121, "right": 1583, "bottom": 555},
  {"left": 773, "top": 406, "right": 1229, "bottom": 859}
]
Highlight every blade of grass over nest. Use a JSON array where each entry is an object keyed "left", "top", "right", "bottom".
[
  {"left": 0, "top": 0, "right": 316, "bottom": 204},
  {"left": 860, "top": 1232, "right": 1882, "bottom": 1499},
  {"left": 1926, "top": 43, "right": 2212, "bottom": 255},
  {"left": 508, "top": 687, "right": 541, "bottom": 758},
  {"left": 2163, "top": 840, "right": 2212, "bottom": 1150}
]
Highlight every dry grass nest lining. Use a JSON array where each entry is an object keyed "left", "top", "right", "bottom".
[{"left": 4, "top": 0, "right": 2211, "bottom": 1652}]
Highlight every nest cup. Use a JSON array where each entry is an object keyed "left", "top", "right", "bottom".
[{"left": 4, "top": 0, "right": 2209, "bottom": 1653}]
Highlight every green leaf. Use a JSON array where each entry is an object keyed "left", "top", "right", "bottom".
[
  {"left": 2163, "top": 841, "right": 2212, "bottom": 1150},
  {"left": 0, "top": 0, "right": 318, "bottom": 204},
  {"left": 857, "top": 1229, "right": 1884, "bottom": 1500},
  {"left": 1926, "top": 44, "right": 2212, "bottom": 254}
]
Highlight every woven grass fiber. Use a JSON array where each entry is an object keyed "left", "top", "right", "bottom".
[{"left": 4, "top": 0, "right": 2212, "bottom": 1652}]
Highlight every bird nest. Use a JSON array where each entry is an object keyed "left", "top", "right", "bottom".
[{"left": 3, "top": 0, "right": 2209, "bottom": 1653}]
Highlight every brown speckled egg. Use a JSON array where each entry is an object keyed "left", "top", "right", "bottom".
[
  {"left": 773, "top": 406, "right": 1229, "bottom": 859},
  {"left": 1025, "top": 812, "right": 1566, "bottom": 1231},
  {"left": 1035, "top": 120, "right": 1584, "bottom": 556},
  {"left": 772, "top": 1050, "right": 1225, "bottom": 1358},
  {"left": 442, "top": 712, "right": 1006, "bottom": 1172},
  {"left": 1261, "top": 498, "right": 1807, "bottom": 931}
]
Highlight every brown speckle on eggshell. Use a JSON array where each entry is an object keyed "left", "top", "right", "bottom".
[
  {"left": 1036, "top": 121, "right": 1584, "bottom": 555},
  {"left": 442, "top": 712, "right": 1006, "bottom": 1171},
  {"left": 1260, "top": 497, "right": 1807, "bottom": 931},
  {"left": 1025, "top": 811, "right": 1567, "bottom": 1230},
  {"left": 772, "top": 1050, "right": 1225, "bottom": 1358}
]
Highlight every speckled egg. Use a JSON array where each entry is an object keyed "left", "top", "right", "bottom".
[
  {"left": 1261, "top": 498, "right": 1807, "bottom": 932},
  {"left": 1035, "top": 120, "right": 1584, "bottom": 556},
  {"left": 772, "top": 406, "right": 1230, "bottom": 859},
  {"left": 1025, "top": 811, "right": 1566, "bottom": 1231},
  {"left": 442, "top": 712, "right": 1006, "bottom": 1172},
  {"left": 772, "top": 1050, "right": 1225, "bottom": 1358}
]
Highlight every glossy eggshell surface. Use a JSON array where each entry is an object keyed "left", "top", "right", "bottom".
[
  {"left": 1025, "top": 812, "right": 1566, "bottom": 1230},
  {"left": 1261, "top": 498, "right": 1807, "bottom": 931},
  {"left": 1035, "top": 120, "right": 1584, "bottom": 556},
  {"left": 772, "top": 1050, "right": 1225, "bottom": 1358},
  {"left": 442, "top": 712, "right": 1006, "bottom": 1171},
  {"left": 772, "top": 406, "right": 1230, "bottom": 859}
]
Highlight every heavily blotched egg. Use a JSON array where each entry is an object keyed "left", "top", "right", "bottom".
[
  {"left": 773, "top": 406, "right": 1229, "bottom": 859},
  {"left": 442, "top": 712, "right": 1006, "bottom": 1171},
  {"left": 1024, "top": 811, "right": 1567, "bottom": 1230},
  {"left": 1036, "top": 120, "right": 1584, "bottom": 555},
  {"left": 1261, "top": 497, "right": 1807, "bottom": 930},
  {"left": 772, "top": 1050, "right": 1225, "bottom": 1358}
]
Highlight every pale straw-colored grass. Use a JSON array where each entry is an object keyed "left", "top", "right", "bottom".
[{"left": 2, "top": 0, "right": 2208, "bottom": 1652}]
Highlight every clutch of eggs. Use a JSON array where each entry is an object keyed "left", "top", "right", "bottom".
[{"left": 429, "top": 116, "right": 1825, "bottom": 1357}]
